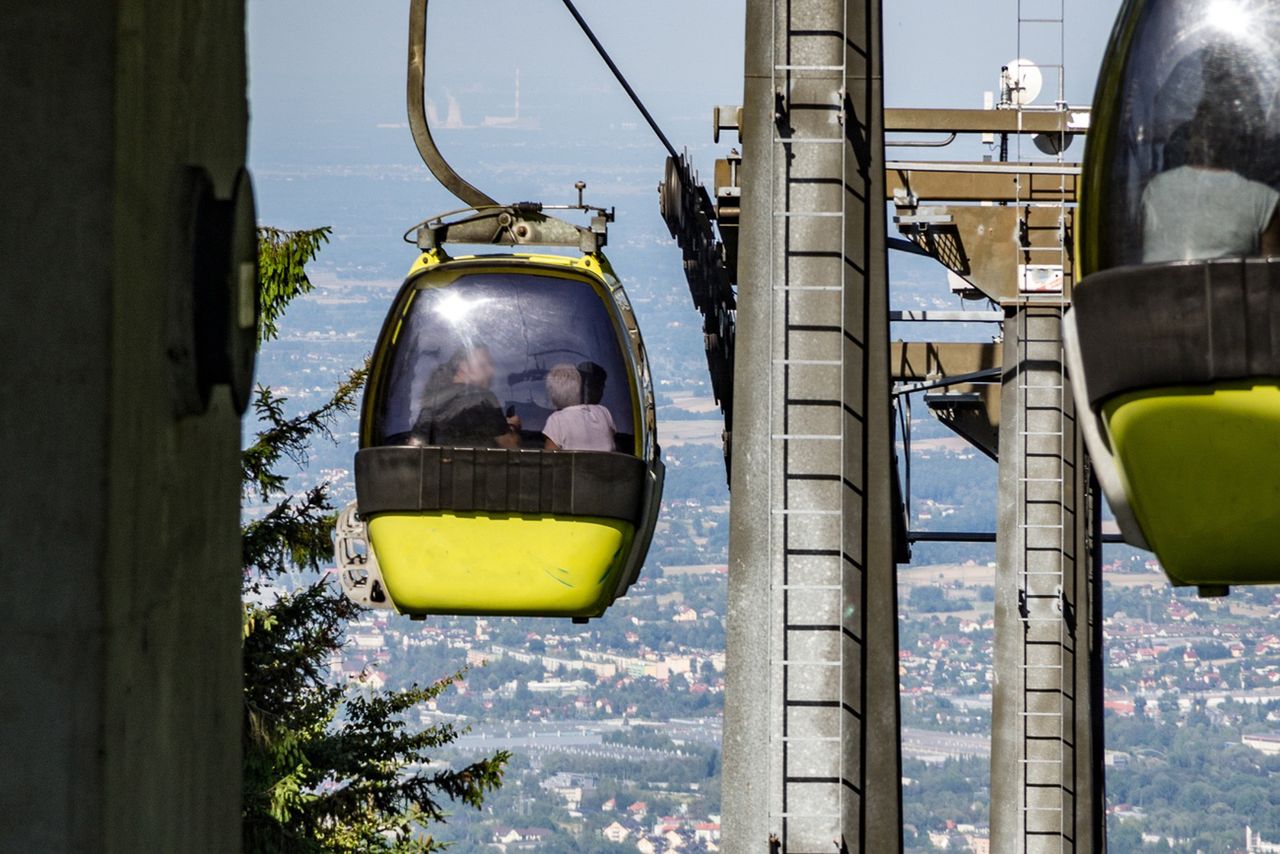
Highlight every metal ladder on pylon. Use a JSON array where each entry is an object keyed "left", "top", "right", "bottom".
[
  {"left": 1012, "top": 0, "right": 1078, "bottom": 850},
  {"left": 769, "top": 4, "right": 860, "bottom": 850},
  {"left": 1011, "top": 308, "right": 1079, "bottom": 854}
]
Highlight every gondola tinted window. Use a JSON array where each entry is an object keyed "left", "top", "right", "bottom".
[
  {"left": 373, "top": 270, "right": 638, "bottom": 454},
  {"left": 1086, "top": 0, "right": 1280, "bottom": 270}
]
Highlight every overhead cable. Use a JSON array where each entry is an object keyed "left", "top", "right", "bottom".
[{"left": 559, "top": 0, "right": 681, "bottom": 162}]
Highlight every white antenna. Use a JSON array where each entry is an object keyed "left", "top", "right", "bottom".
[
  {"left": 982, "top": 90, "right": 995, "bottom": 145},
  {"left": 1001, "top": 58, "right": 1043, "bottom": 107}
]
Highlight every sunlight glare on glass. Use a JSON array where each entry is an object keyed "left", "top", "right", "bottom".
[
  {"left": 1207, "top": 0, "right": 1252, "bottom": 37},
  {"left": 434, "top": 291, "right": 490, "bottom": 323}
]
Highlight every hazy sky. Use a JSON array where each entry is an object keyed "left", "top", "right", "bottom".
[
  {"left": 885, "top": 0, "right": 1123, "bottom": 107},
  {"left": 247, "top": 1, "right": 748, "bottom": 170},
  {"left": 245, "top": 0, "right": 1125, "bottom": 267},
  {"left": 248, "top": 0, "right": 1123, "bottom": 165}
]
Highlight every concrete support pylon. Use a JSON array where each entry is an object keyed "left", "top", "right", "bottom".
[
  {"left": 722, "top": 0, "right": 902, "bottom": 850},
  {"left": 990, "top": 304, "right": 1105, "bottom": 853}
]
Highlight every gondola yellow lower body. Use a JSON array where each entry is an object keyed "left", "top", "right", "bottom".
[
  {"left": 1104, "top": 380, "right": 1280, "bottom": 588},
  {"left": 366, "top": 512, "right": 636, "bottom": 616}
]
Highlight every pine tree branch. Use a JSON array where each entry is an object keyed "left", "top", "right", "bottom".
[
  {"left": 241, "top": 363, "right": 368, "bottom": 505},
  {"left": 243, "top": 228, "right": 507, "bottom": 851},
  {"left": 258, "top": 226, "right": 332, "bottom": 345}
]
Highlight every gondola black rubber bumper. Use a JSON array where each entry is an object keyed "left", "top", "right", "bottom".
[
  {"left": 1072, "top": 257, "right": 1280, "bottom": 406},
  {"left": 355, "top": 445, "right": 649, "bottom": 525}
]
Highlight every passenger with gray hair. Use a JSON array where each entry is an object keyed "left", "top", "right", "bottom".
[{"left": 542, "top": 363, "right": 617, "bottom": 452}]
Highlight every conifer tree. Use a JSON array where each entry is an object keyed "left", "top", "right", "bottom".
[{"left": 242, "top": 226, "right": 508, "bottom": 852}]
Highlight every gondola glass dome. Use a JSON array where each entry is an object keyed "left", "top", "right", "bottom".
[
  {"left": 1066, "top": 0, "right": 1280, "bottom": 592},
  {"left": 342, "top": 247, "right": 663, "bottom": 619}
]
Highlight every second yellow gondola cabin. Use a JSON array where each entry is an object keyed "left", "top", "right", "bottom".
[
  {"left": 335, "top": 204, "right": 664, "bottom": 620},
  {"left": 1066, "top": 0, "right": 1280, "bottom": 594}
]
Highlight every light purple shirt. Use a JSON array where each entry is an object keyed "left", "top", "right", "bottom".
[{"left": 544, "top": 404, "right": 617, "bottom": 451}]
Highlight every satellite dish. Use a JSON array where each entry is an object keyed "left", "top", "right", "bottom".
[
  {"left": 1033, "top": 131, "right": 1075, "bottom": 155},
  {"left": 1002, "top": 58, "right": 1043, "bottom": 107}
]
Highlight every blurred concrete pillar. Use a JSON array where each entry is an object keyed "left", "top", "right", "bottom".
[{"left": 1, "top": 1, "right": 248, "bottom": 850}]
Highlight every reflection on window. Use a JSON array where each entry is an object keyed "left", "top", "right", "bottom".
[
  {"left": 1097, "top": 0, "right": 1280, "bottom": 267},
  {"left": 374, "top": 271, "right": 637, "bottom": 455}
]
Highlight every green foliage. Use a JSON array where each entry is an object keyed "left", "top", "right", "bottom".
[
  {"left": 1105, "top": 708, "right": 1280, "bottom": 852},
  {"left": 908, "top": 584, "right": 965, "bottom": 613},
  {"left": 242, "top": 228, "right": 508, "bottom": 852},
  {"left": 900, "top": 756, "right": 989, "bottom": 836},
  {"left": 256, "top": 226, "right": 331, "bottom": 345}
]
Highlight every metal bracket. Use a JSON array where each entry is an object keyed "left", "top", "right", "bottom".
[
  {"left": 773, "top": 90, "right": 790, "bottom": 138},
  {"left": 1059, "top": 584, "right": 1077, "bottom": 634},
  {"left": 405, "top": 198, "right": 614, "bottom": 254},
  {"left": 712, "top": 104, "right": 743, "bottom": 144},
  {"left": 893, "top": 209, "right": 955, "bottom": 231},
  {"left": 334, "top": 501, "right": 394, "bottom": 611},
  {"left": 169, "top": 166, "right": 259, "bottom": 418}
]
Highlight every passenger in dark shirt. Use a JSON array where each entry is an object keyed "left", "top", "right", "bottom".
[
  {"left": 413, "top": 344, "right": 520, "bottom": 448},
  {"left": 577, "top": 361, "right": 608, "bottom": 405}
]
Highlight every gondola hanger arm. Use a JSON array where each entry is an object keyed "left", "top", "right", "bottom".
[{"left": 407, "top": 0, "right": 499, "bottom": 208}]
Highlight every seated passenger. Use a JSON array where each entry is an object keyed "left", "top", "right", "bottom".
[
  {"left": 413, "top": 343, "right": 520, "bottom": 448},
  {"left": 542, "top": 363, "right": 617, "bottom": 452},
  {"left": 577, "top": 361, "right": 608, "bottom": 405},
  {"left": 1142, "top": 107, "right": 1280, "bottom": 262}
]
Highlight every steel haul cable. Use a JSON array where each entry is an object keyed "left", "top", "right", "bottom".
[{"left": 558, "top": 0, "right": 681, "bottom": 162}]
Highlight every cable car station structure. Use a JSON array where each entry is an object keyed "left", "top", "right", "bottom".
[
  {"left": 705, "top": 0, "right": 1280, "bottom": 849},
  {"left": 672, "top": 0, "right": 1104, "bottom": 848}
]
